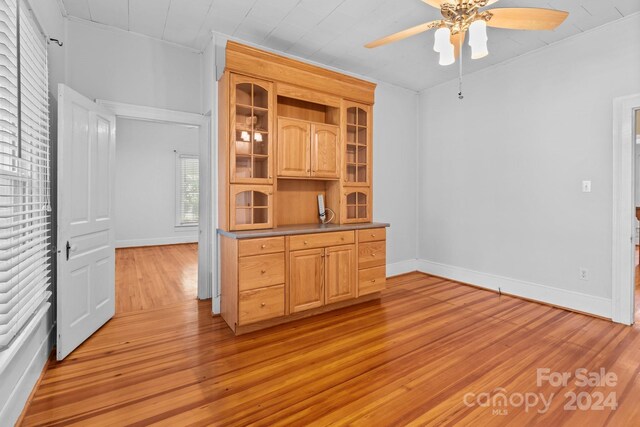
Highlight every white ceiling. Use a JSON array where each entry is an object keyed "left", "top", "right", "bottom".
[{"left": 59, "top": 0, "right": 640, "bottom": 91}]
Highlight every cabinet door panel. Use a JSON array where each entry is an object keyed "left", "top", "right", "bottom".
[
  {"left": 311, "top": 124, "right": 340, "bottom": 179},
  {"left": 278, "top": 118, "right": 310, "bottom": 177},
  {"left": 289, "top": 248, "right": 324, "bottom": 313},
  {"left": 229, "top": 184, "right": 273, "bottom": 230},
  {"left": 230, "top": 75, "right": 273, "bottom": 184},
  {"left": 325, "top": 245, "right": 356, "bottom": 304}
]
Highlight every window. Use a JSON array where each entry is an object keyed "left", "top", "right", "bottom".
[
  {"left": 0, "top": 0, "right": 52, "bottom": 359},
  {"left": 176, "top": 153, "right": 199, "bottom": 226}
]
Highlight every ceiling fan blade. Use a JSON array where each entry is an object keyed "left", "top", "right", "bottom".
[
  {"left": 486, "top": 8, "right": 569, "bottom": 30},
  {"left": 450, "top": 30, "right": 466, "bottom": 59},
  {"left": 421, "top": 0, "right": 457, "bottom": 9},
  {"left": 365, "top": 21, "right": 442, "bottom": 48}
]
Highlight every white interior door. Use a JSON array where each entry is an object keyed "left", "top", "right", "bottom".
[{"left": 57, "top": 84, "right": 116, "bottom": 360}]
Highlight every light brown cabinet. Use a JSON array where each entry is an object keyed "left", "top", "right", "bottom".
[
  {"left": 277, "top": 118, "right": 310, "bottom": 177},
  {"left": 277, "top": 118, "right": 340, "bottom": 179},
  {"left": 289, "top": 243, "right": 357, "bottom": 313},
  {"left": 229, "top": 185, "right": 273, "bottom": 230},
  {"left": 311, "top": 124, "right": 340, "bottom": 179},
  {"left": 325, "top": 245, "right": 357, "bottom": 304},
  {"left": 343, "top": 188, "right": 371, "bottom": 223},
  {"left": 289, "top": 248, "right": 325, "bottom": 313},
  {"left": 344, "top": 102, "right": 371, "bottom": 186},
  {"left": 230, "top": 75, "right": 273, "bottom": 184},
  {"left": 219, "top": 42, "right": 387, "bottom": 335}
]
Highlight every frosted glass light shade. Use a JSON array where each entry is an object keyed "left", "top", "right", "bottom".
[
  {"left": 433, "top": 27, "right": 451, "bottom": 52},
  {"left": 241, "top": 131, "right": 250, "bottom": 142},
  {"left": 254, "top": 132, "right": 263, "bottom": 142},
  {"left": 469, "top": 20, "right": 488, "bottom": 59},
  {"left": 439, "top": 44, "right": 455, "bottom": 66}
]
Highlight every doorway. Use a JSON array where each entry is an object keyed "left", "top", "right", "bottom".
[
  {"left": 634, "top": 109, "right": 640, "bottom": 321},
  {"left": 113, "top": 118, "right": 200, "bottom": 314},
  {"left": 612, "top": 94, "right": 640, "bottom": 325}
]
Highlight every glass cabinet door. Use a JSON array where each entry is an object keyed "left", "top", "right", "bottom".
[
  {"left": 345, "top": 103, "right": 371, "bottom": 186},
  {"left": 343, "top": 189, "right": 370, "bottom": 223},
  {"left": 230, "top": 185, "right": 273, "bottom": 230},
  {"left": 231, "top": 75, "right": 273, "bottom": 184}
]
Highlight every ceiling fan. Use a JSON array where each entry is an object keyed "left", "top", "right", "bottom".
[{"left": 365, "top": 0, "right": 569, "bottom": 66}]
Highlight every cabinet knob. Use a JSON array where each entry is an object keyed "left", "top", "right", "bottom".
[
  {"left": 371, "top": 234, "right": 375, "bottom": 238},
  {"left": 304, "top": 240, "right": 308, "bottom": 245},
  {"left": 261, "top": 269, "right": 266, "bottom": 274},
  {"left": 371, "top": 279, "right": 376, "bottom": 283},
  {"left": 372, "top": 253, "right": 376, "bottom": 257},
  {"left": 268, "top": 175, "right": 272, "bottom": 179},
  {"left": 261, "top": 244, "right": 266, "bottom": 249},
  {"left": 261, "top": 302, "right": 266, "bottom": 307}
]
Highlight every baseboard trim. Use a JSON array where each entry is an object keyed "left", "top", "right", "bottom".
[
  {"left": 116, "top": 236, "right": 198, "bottom": 248},
  {"left": 386, "top": 259, "right": 419, "bottom": 277},
  {"left": 416, "top": 259, "right": 612, "bottom": 319},
  {"left": 15, "top": 351, "right": 53, "bottom": 426},
  {"left": 0, "top": 311, "right": 54, "bottom": 426}
]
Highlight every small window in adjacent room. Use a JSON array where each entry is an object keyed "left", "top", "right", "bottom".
[{"left": 175, "top": 153, "right": 199, "bottom": 227}]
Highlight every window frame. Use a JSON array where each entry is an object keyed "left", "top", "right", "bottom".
[{"left": 175, "top": 152, "right": 199, "bottom": 228}]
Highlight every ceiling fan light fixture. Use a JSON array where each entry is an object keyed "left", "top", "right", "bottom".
[
  {"left": 469, "top": 20, "right": 488, "bottom": 59},
  {"left": 433, "top": 27, "right": 451, "bottom": 52},
  {"left": 439, "top": 44, "right": 455, "bottom": 66}
]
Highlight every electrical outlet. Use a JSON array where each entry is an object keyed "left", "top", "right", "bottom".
[
  {"left": 582, "top": 181, "right": 591, "bottom": 193},
  {"left": 579, "top": 268, "right": 589, "bottom": 281}
]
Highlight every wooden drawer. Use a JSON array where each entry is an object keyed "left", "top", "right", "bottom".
[
  {"left": 358, "top": 266, "right": 386, "bottom": 296},
  {"left": 238, "top": 253, "right": 285, "bottom": 291},
  {"left": 238, "top": 237, "right": 285, "bottom": 257},
  {"left": 358, "top": 241, "right": 386, "bottom": 269},
  {"left": 238, "top": 285, "right": 285, "bottom": 325},
  {"left": 358, "top": 228, "right": 386, "bottom": 243},
  {"left": 289, "top": 231, "right": 354, "bottom": 250}
]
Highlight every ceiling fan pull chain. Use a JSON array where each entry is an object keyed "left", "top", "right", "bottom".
[{"left": 458, "top": 34, "right": 464, "bottom": 100}]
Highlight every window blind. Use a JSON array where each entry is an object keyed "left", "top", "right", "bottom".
[
  {"left": 176, "top": 154, "right": 199, "bottom": 226},
  {"left": 0, "top": 0, "right": 51, "bottom": 351}
]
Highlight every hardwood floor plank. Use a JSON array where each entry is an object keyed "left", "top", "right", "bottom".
[
  {"left": 115, "top": 243, "right": 198, "bottom": 314},
  {"left": 21, "top": 272, "right": 640, "bottom": 426}
]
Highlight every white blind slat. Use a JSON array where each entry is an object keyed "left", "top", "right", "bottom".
[{"left": 0, "top": 0, "right": 51, "bottom": 353}]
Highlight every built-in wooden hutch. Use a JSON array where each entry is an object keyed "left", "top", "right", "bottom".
[{"left": 218, "top": 41, "right": 389, "bottom": 334}]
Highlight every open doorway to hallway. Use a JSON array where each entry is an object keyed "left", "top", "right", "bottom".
[
  {"left": 114, "top": 118, "right": 200, "bottom": 314},
  {"left": 634, "top": 109, "right": 640, "bottom": 321}
]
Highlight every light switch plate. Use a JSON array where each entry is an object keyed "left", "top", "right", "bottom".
[{"left": 582, "top": 181, "right": 591, "bottom": 193}]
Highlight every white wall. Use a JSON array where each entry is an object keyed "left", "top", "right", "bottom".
[
  {"left": 115, "top": 118, "right": 200, "bottom": 248},
  {"left": 66, "top": 19, "right": 202, "bottom": 113},
  {"left": 418, "top": 14, "right": 640, "bottom": 317},
  {"left": 373, "top": 82, "right": 419, "bottom": 274}
]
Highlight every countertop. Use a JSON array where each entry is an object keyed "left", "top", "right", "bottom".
[{"left": 217, "top": 222, "right": 390, "bottom": 240}]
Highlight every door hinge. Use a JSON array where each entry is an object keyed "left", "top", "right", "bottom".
[{"left": 66, "top": 241, "right": 71, "bottom": 260}]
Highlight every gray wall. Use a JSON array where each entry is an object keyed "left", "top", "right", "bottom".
[
  {"left": 374, "top": 82, "right": 419, "bottom": 271},
  {"left": 417, "top": 14, "right": 640, "bottom": 314}
]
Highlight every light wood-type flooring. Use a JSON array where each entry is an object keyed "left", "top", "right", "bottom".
[
  {"left": 20, "top": 270, "right": 640, "bottom": 425},
  {"left": 115, "top": 243, "right": 198, "bottom": 314}
]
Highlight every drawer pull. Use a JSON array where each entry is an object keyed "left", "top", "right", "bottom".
[
  {"left": 371, "top": 279, "right": 376, "bottom": 283},
  {"left": 261, "top": 302, "right": 266, "bottom": 307},
  {"left": 372, "top": 253, "right": 376, "bottom": 257},
  {"left": 261, "top": 269, "right": 266, "bottom": 274},
  {"left": 304, "top": 240, "right": 308, "bottom": 245},
  {"left": 371, "top": 233, "right": 376, "bottom": 237},
  {"left": 261, "top": 244, "right": 266, "bottom": 249}
]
